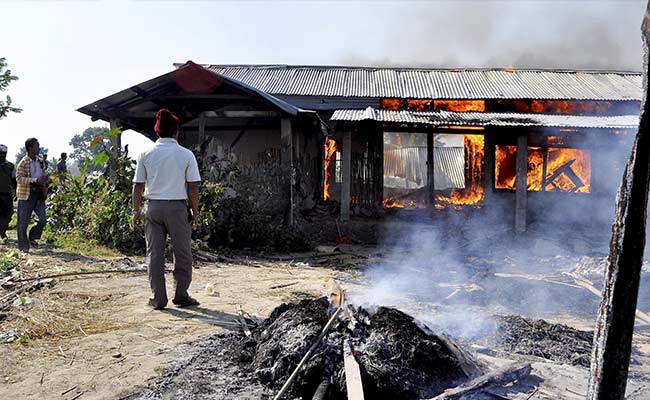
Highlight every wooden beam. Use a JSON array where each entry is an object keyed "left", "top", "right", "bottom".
[
  {"left": 104, "top": 110, "right": 282, "bottom": 120},
  {"left": 343, "top": 339, "right": 365, "bottom": 400},
  {"left": 155, "top": 94, "right": 253, "bottom": 101},
  {"left": 427, "top": 131, "right": 434, "bottom": 205},
  {"left": 198, "top": 112, "right": 206, "bottom": 146},
  {"left": 587, "top": 5, "right": 650, "bottom": 399},
  {"left": 515, "top": 134, "right": 527, "bottom": 233},
  {"left": 281, "top": 118, "right": 295, "bottom": 226},
  {"left": 483, "top": 131, "right": 494, "bottom": 203},
  {"left": 341, "top": 131, "right": 352, "bottom": 222},
  {"left": 429, "top": 362, "right": 531, "bottom": 400}
]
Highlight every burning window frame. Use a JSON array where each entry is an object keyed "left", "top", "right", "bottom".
[{"left": 494, "top": 134, "right": 592, "bottom": 194}]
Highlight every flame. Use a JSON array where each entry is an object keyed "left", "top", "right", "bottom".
[
  {"left": 495, "top": 145, "right": 591, "bottom": 193},
  {"left": 547, "top": 135, "right": 567, "bottom": 145},
  {"left": 323, "top": 137, "right": 337, "bottom": 200},
  {"left": 436, "top": 134, "right": 485, "bottom": 207},
  {"left": 434, "top": 100, "right": 486, "bottom": 112},
  {"left": 505, "top": 65, "right": 516, "bottom": 73},
  {"left": 382, "top": 197, "right": 427, "bottom": 209},
  {"left": 545, "top": 148, "right": 591, "bottom": 193},
  {"left": 407, "top": 99, "right": 433, "bottom": 111},
  {"left": 381, "top": 98, "right": 402, "bottom": 110},
  {"left": 530, "top": 100, "right": 611, "bottom": 115}
]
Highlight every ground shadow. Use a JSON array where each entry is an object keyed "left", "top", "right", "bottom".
[{"left": 162, "top": 306, "right": 244, "bottom": 331}]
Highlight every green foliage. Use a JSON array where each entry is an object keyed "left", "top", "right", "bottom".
[
  {"left": 47, "top": 129, "right": 145, "bottom": 254},
  {"left": 69, "top": 127, "right": 109, "bottom": 170},
  {"left": 196, "top": 158, "right": 312, "bottom": 252},
  {"left": 0, "top": 57, "right": 21, "bottom": 119},
  {"left": 0, "top": 250, "right": 20, "bottom": 276}
]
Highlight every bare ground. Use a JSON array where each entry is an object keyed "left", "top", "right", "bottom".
[{"left": 0, "top": 240, "right": 349, "bottom": 400}]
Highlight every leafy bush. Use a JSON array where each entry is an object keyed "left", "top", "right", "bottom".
[
  {"left": 46, "top": 130, "right": 145, "bottom": 254},
  {"left": 47, "top": 129, "right": 311, "bottom": 254},
  {"left": 196, "top": 157, "right": 312, "bottom": 252},
  {"left": 0, "top": 250, "right": 20, "bottom": 276}
]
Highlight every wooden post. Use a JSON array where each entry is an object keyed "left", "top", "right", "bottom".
[
  {"left": 341, "top": 131, "right": 352, "bottom": 222},
  {"left": 483, "top": 131, "right": 494, "bottom": 204},
  {"left": 198, "top": 112, "right": 206, "bottom": 147},
  {"left": 281, "top": 118, "right": 295, "bottom": 226},
  {"left": 427, "top": 131, "right": 434, "bottom": 205},
  {"left": 587, "top": 3, "right": 650, "bottom": 399},
  {"left": 109, "top": 118, "right": 122, "bottom": 155},
  {"left": 515, "top": 134, "right": 527, "bottom": 233}
]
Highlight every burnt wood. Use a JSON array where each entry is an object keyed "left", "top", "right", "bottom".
[{"left": 587, "top": 3, "right": 650, "bottom": 399}]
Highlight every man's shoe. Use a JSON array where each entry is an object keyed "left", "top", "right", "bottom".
[
  {"left": 172, "top": 297, "right": 200, "bottom": 308},
  {"left": 148, "top": 299, "right": 166, "bottom": 310}
]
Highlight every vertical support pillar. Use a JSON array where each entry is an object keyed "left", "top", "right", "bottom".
[
  {"left": 109, "top": 118, "right": 122, "bottom": 155},
  {"left": 376, "top": 127, "right": 384, "bottom": 205},
  {"left": 483, "top": 131, "right": 494, "bottom": 204},
  {"left": 427, "top": 131, "right": 434, "bottom": 205},
  {"left": 198, "top": 112, "right": 206, "bottom": 147},
  {"left": 515, "top": 134, "right": 528, "bottom": 233},
  {"left": 281, "top": 118, "right": 295, "bottom": 226},
  {"left": 341, "top": 131, "right": 352, "bottom": 222}
]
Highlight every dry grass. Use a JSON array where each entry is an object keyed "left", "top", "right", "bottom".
[{"left": 5, "top": 285, "right": 136, "bottom": 342}]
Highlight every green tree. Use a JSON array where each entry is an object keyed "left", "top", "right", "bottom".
[
  {"left": 69, "top": 127, "right": 108, "bottom": 167},
  {"left": 0, "top": 57, "right": 21, "bottom": 119}
]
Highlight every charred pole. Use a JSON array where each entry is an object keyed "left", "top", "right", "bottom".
[{"left": 587, "top": 3, "right": 650, "bottom": 399}]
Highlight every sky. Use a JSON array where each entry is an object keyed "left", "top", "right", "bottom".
[{"left": 0, "top": 0, "right": 646, "bottom": 163}]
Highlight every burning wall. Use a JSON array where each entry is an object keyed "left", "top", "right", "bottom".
[{"left": 495, "top": 144, "right": 592, "bottom": 193}]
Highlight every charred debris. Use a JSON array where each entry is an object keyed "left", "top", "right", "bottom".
[{"left": 130, "top": 294, "right": 624, "bottom": 400}]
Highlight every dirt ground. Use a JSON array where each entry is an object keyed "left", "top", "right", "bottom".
[
  {"left": 0, "top": 240, "right": 356, "bottom": 400},
  {"left": 2, "top": 236, "right": 650, "bottom": 399}
]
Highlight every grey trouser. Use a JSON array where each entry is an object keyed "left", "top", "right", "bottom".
[
  {"left": 0, "top": 193, "right": 13, "bottom": 237},
  {"left": 17, "top": 191, "right": 46, "bottom": 252},
  {"left": 145, "top": 200, "right": 193, "bottom": 307}
]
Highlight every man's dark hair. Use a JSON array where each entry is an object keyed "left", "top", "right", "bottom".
[
  {"left": 61, "top": 152, "right": 67, "bottom": 158},
  {"left": 25, "top": 138, "right": 38, "bottom": 151}
]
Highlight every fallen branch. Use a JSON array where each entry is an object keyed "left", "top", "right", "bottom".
[
  {"left": 273, "top": 307, "right": 343, "bottom": 400},
  {"left": 563, "top": 272, "right": 650, "bottom": 325},
  {"left": 427, "top": 362, "right": 532, "bottom": 400},
  {"left": 10, "top": 269, "right": 151, "bottom": 283}
]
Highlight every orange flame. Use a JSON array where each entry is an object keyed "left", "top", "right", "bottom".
[
  {"left": 382, "top": 198, "right": 427, "bottom": 209},
  {"left": 436, "top": 134, "right": 485, "bottom": 207},
  {"left": 434, "top": 100, "right": 486, "bottom": 112},
  {"left": 495, "top": 145, "right": 591, "bottom": 193},
  {"left": 323, "top": 137, "right": 337, "bottom": 200}
]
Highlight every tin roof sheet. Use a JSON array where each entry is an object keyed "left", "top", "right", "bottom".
[
  {"left": 202, "top": 65, "right": 642, "bottom": 101},
  {"left": 330, "top": 108, "right": 639, "bottom": 129}
]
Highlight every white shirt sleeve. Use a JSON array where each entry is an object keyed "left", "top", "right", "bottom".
[
  {"left": 133, "top": 154, "right": 147, "bottom": 183},
  {"left": 186, "top": 153, "right": 201, "bottom": 182}
]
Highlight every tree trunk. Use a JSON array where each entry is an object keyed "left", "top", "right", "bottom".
[{"left": 587, "top": 3, "right": 650, "bottom": 399}]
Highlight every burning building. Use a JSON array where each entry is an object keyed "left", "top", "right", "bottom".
[{"left": 78, "top": 62, "right": 641, "bottom": 233}]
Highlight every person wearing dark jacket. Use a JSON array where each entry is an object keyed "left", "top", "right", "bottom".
[{"left": 0, "top": 145, "right": 16, "bottom": 243}]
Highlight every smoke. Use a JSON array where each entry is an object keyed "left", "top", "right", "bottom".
[{"left": 339, "top": 1, "right": 645, "bottom": 71}]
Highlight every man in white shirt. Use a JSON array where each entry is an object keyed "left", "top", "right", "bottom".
[{"left": 132, "top": 109, "right": 201, "bottom": 310}]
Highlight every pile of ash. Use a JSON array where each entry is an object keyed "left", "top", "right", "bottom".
[
  {"left": 130, "top": 297, "right": 483, "bottom": 400},
  {"left": 255, "top": 297, "right": 482, "bottom": 399},
  {"left": 494, "top": 315, "right": 593, "bottom": 368}
]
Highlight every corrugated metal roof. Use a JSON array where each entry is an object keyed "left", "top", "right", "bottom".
[
  {"left": 202, "top": 65, "right": 642, "bottom": 101},
  {"left": 383, "top": 146, "right": 465, "bottom": 190},
  {"left": 434, "top": 147, "right": 465, "bottom": 189},
  {"left": 331, "top": 108, "right": 639, "bottom": 129}
]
